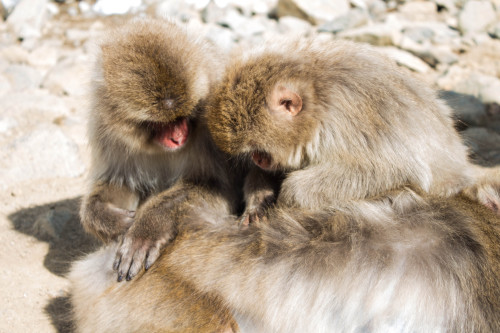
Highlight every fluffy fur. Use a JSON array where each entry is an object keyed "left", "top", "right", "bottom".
[
  {"left": 75, "top": 18, "right": 241, "bottom": 332},
  {"left": 71, "top": 36, "right": 500, "bottom": 332},
  {"left": 207, "top": 38, "right": 484, "bottom": 210}
]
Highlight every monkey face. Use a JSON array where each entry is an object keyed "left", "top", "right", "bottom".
[
  {"left": 96, "top": 20, "right": 211, "bottom": 153},
  {"left": 207, "top": 57, "right": 320, "bottom": 171}
]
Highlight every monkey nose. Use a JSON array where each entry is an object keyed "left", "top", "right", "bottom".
[{"left": 163, "top": 98, "right": 175, "bottom": 110}]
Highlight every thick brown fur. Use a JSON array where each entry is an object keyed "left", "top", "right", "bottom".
[
  {"left": 166, "top": 190, "right": 500, "bottom": 332},
  {"left": 207, "top": 37, "right": 498, "bottom": 212},
  {"left": 71, "top": 36, "right": 500, "bottom": 332},
  {"left": 71, "top": 190, "right": 500, "bottom": 332},
  {"left": 76, "top": 18, "right": 241, "bottom": 332}
]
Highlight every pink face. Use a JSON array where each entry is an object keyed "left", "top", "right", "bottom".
[{"left": 155, "top": 117, "right": 190, "bottom": 150}]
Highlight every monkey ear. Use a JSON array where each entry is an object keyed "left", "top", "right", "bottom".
[{"left": 269, "top": 85, "right": 303, "bottom": 116}]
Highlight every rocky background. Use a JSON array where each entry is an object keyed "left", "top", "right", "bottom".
[{"left": 0, "top": 0, "right": 499, "bottom": 331}]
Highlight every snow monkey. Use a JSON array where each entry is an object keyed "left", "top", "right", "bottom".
[
  {"left": 77, "top": 18, "right": 241, "bottom": 332},
  {"left": 206, "top": 37, "right": 499, "bottom": 217},
  {"left": 72, "top": 36, "right": 500, "bottom": 332}
]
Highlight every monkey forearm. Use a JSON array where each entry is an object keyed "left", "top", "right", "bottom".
[
  {"left": 115, "top": 180, "right": 235, "bottom": 281},
  {"left": 80, "top": 181, "right": 139, "bottom": 242}
]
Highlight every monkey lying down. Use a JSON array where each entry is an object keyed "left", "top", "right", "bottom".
[{"left": 70, "top": 35, "right": 500, "bottom": 332}]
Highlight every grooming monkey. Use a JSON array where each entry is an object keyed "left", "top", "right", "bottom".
[
  {"left": 207, "top": 37, "right": 499, "bottom": 214},
  {"left": 71, "top": 37, "right": 500, "bottom": 332}
]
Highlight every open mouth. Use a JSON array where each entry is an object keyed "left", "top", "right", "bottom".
[
  {"left": 251, "top": 151, "right": 273, "bottom": 170},
  {"left": 154, "top": 117, "right": 190, "bottom": 150}
]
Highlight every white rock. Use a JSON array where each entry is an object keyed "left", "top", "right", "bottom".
[
  {"left": 65, "top": 29, "right": 91, "bottom": 46},
  {"left": 401, "top": 39, "right": 458, "bottom": 67},
  {"left": 185, "top": 0, "right": 210, "bottom": 10},
  {"left": 338, "top": 22, "right": 402, "bottom": 46},
  {"left": 93, "top": 0, "right": 142, "bottom": 15},
  {"left": 0, "top": 45, "right": 29, "bottom": 64},
  {"left": 399, "top": 1, "right": 438, "bottom": 21},
  {"left": 0, "top": 73, "right": 11, "bottom": 95},
  {"left": 402, "top": 26, "right": 434, "bottom": 43},
  {"left": 204, "top": 23, "right": 237, "bottom": 51},
  {"left": 0, "top": 125, "right": 85, "bottom": 189},
  {"left": 78, "top": 1, "right": 92, "bottom": 14},
  {"left": 41, "top": 55, "right": 90, "bottom": 96},
  {"left": 1, "top": 0, "right": 19, "bottom": 12},
  {"left": 3, "top": 64, "right": 42, "bottom": 90},
  {"left": 0, "top": 89, "right": 73, "bottom": 120},
  {"left": 26, "top": 42, "right": 60, "bottom": 70},
  {"left": 218, "top": 9, "right": 270, "bottom": 38},
  {"left": 458, "top": 0, "right": 496, "bottom": 35},
  {"left": 276, "top": 0, "right": 350, "bottom": 25},
  {"left": 318, "top": 8, "right": 369, "bottom": 34},
  {"left": 153, "top": 0, "right": 200, "bottom": 21},
  {"left": 451, "top": 73, "right": 500, "bottom": 105},
  {"left": 214, "top": 0, "right": 277, "bottom": 15},
  {"left": 0, "top": 116, "right": 17, "bottom": 134},
  {"left": 377, "top": 46, "right": 431, "bottom": 73},
  {"left": 6, "top": 0, "right": 48, "bottom": 39},
  {"left": 437, "top": 65, "right": 472, "bottom": 90},
  {"left": 278, "top": 15, "right": 312, "bottom": 34}
]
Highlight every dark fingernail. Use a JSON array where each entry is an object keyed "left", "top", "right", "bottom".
[
  {"left": 126, "top": 273, "right": 132, "bottom": 281},
  {"left": 117, "top": 274, "right": 123, "bottom": 282}
]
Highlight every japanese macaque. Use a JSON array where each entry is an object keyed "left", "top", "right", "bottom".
[
  {"left": 206, "top": 37, "right": 499, "bottom": 213},
  {"left": 79, "top": 18, "right": 243, "bottom": 281},
  {"left": 70, "top": 37, "right": 500, "bottom": 332},
  {"left": 74, "top": 18, "right": 242, "bottom": 332}
]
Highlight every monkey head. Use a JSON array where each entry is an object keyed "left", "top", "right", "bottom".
[
  {"left": 207, "top": 55, "right": 323, "bottom": 172},
  {"left": 94, "top": 19, "right": 214, "bottom": 154}
]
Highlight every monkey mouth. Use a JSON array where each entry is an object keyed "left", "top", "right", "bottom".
[
  {"left": 251, "top": 151, "right": 274, "bottom": 170},
  {"left": 154, "top": 117, "right": 190, "bottom": 150}
]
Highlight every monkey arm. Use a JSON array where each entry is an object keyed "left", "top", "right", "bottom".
[
  {"left": 80, "top": 180, "right": 139, "bottom": 243},
  {"left": 462, "top": 165, "right": 500, "bottom": 215},
  {"left": 113, "top": 180, "right": 235, "bottom": 282},
  {"left": 240, "top": 166, "right": 282, "bottom": 227}
]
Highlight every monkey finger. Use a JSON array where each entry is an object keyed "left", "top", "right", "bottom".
[
  {"left": 112, "top": 254, "right": 121, "bottom": 272},
  {"left": 126, "top": 247, "right": 147, "bottom": 281},
  {"left": 145, "top": 245, "right": 162, "bottom": 271},
  {"left": 115, "top": 240, "right": 134, "bottom": 282}
]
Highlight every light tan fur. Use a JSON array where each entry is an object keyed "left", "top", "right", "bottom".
[
  {"left": 209, "top": 38, "right": 500, "bottom": 211},
  {"left": 76, "top": 18, "right": 241, "bottom": 332},
  {"left": 71, "top": 36, "right": 500, "bottom": 332}
]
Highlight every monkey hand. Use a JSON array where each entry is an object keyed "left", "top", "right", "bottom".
[
  {"left": 240, "top": 189, "right": 275, "bottom": 228},
  {"left": 463, "top": 166, "right": 500, "bottom": 215},
  {"left": 113, "top": 212, "right": 176, "bottom": 282},
  {"left": 81, "top": 200, "right": 135, "bottom": 243}
]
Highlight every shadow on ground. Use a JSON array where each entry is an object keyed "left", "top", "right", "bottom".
[{"left": 8, "top": 196, "right": 99, "bottom": 333}]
